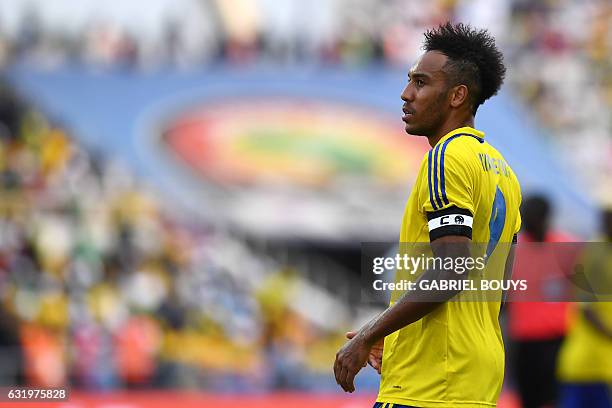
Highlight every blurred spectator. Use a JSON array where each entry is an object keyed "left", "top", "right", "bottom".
[
  {"left": 508, "top": 195, "right": 575, "bottom": 408},
  {"left": 556, "top": 208, "right": 612, "bottom": 408},
  {"left": 115, "top": 315, "right": 161, "bottom": 388},
  {"left": 0, "top": 305, "right": 24, "bottom": 386}
]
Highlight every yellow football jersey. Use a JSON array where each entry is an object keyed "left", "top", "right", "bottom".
[
  {"left": 557, "top": 302, "right": 612, "bottom": 383},
  {"left": 378, "top": 126, "right": 522, "bottom": 407},
  {"left": 557, "top": 243, "right": 612, "bottom": 383}
]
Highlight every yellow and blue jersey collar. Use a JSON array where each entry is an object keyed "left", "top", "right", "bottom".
[{"left": 435, "top": 126, "right": 485, "bottom": 147}]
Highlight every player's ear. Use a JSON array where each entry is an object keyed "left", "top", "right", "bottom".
[{"left": 449, "top": 84, "right": 469, "bottom": 109}]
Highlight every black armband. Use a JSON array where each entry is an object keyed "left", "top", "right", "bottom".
[{"left": 427, "top": 206, "right": 473, "bottom": 241}]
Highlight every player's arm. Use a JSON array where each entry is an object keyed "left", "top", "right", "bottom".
[
  {"left": 334, "top": 234, "right": 472, "bottom": 392},
  {"left": 359, "top": 235, "right": 471, "bottom": 333}
]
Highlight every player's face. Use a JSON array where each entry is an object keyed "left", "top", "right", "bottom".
[{"left": 401, "top": 51, "right": 451, "bottom": 137}]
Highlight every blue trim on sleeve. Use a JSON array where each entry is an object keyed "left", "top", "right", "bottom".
[
  {"left": 427, "top": 150, "right": 438, "bottom": 210},
  {"left": 440, "top": 134, "right": 461, "bottom": 205},
  {"left": 432, "top": 144, "right": 444, "bottom": 209},
  {"left": 439, "top": 132, "right": 483, "bottom": 205}
]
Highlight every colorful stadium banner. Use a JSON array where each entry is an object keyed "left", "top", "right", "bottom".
[
  {"left": 157, "top": 96, "right": 431, "bottom": 240},
  {"left": 162, "top": 97, "right": 429, "bottom": 188}
]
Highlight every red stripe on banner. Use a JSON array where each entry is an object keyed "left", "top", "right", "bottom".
[{"left": 0, "top": 391, "right": 521, "bottom": 408}]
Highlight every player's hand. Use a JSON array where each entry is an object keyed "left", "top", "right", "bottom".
[
  {"left": 346, "top": 331, "right": 383, "bottom": 374},
  {"left": 334, "top": 331, "right": 374, "bottom": 392}
]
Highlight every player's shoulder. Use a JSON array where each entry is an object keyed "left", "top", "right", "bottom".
[
  {"left": 446, "top": 132, "right": 484, "bottom": 153},
  {"left": 436, "top": 134, "right": 482, "bottom": 172},
  {"left": 417, "top": 133, "right": 486, "bottom": 175}
]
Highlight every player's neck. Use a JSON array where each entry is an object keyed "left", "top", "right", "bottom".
[{"left": 427, "top": 116, "right": 475, "bottom": 147}]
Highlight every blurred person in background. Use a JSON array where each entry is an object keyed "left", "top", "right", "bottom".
[
  {"left": 507, "top": 195, "right": 575, "bottom": 408},
  {"left": 556, "top": 208, "right": 612, "bottom": 408},
  {"left": 0, "top": 305, "right": 24, "bottom": 386}
]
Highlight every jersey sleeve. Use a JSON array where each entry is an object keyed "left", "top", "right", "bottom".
[{"left": 420, "top": 146, "right": 475, "bottom": 241}]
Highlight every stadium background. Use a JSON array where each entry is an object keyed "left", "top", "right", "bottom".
[{"left": 0, "top": 0, "right": 610, "bottom": 407}]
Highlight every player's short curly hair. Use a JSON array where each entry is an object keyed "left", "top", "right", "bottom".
[{"left": 423, "top": 22, "right": 506, "bottom": 115}]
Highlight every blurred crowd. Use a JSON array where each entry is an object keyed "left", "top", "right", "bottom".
[
  {"left": 504, "top": 0, "right": 612, "bottom": 205},
  {"left": 0, "top": 0, "right": 610, "bottom": 203},
  {"left": 0, "top": 82, "right": 353, "bottom": 390}
]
